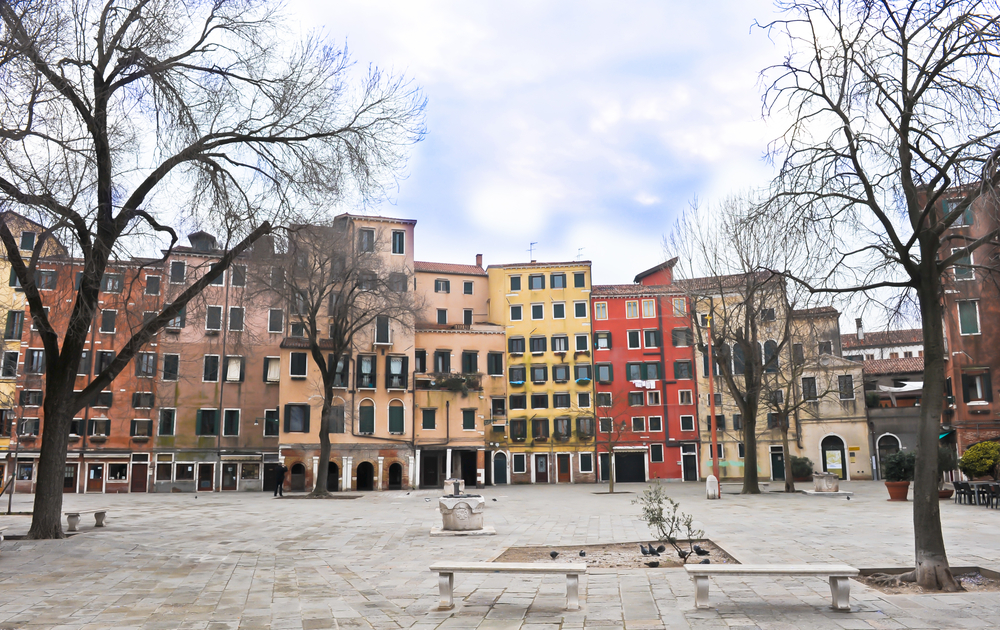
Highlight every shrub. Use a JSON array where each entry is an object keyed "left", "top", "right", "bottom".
[
  {"left": 883, "top": 451, "right": 916, "bottom": 482},
  {"left": 958, "top": 441, "right": 1000, "bottom": 480},
  {"left": 632, "top": 483, "right": 704, "bottom": 562},
  {"left": 790, "top": 456, "right": 814, "bottom": 479}
]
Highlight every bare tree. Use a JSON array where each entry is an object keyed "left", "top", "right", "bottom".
[
  {"left": 594, "top": 394, "right": 636, "bottom": 494},
  {"left": 258, "top": 220, "right": 417, "bottom": 497},
  {"left": 0, "top": 0, "right": 424, "bottom": 538},
  {"left": 758, "top": 0, "right": 1000, "bottom": 590}
]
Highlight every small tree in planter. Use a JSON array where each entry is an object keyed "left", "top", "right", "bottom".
[
  {"left": 633, "top": 483, "right": 704, "bottom": 563},
  {"left": 958, "top": 442, "right": 1000, "bottom": 481},
  {"left": 883, "top": 451, "right": 916, "bottom": 501}
]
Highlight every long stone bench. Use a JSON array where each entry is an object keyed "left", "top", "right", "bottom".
[
  {"left": 65, "top": 509, "right": 107, "bottom": 532},
  {"left": 684, "top": 563, "right": 859, "bottom": 610},
  {"left": 429, "top": 561, "right": 586, "bottom": 610}
]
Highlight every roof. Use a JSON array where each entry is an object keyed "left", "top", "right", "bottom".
[
  {"left": 280, "top": 338, "right": 338, "bottom": 350},
  {"left": 791, "top": 306, "right": 840, "bottom": 318},
  {"left": 414, "top": 261, "right": 487, "bottom": 276},
  {"left": 633, "top": 258, "right": 677, "bottom": 283},
  {"left": 672, "top": 271, "right": 779, "bottom": 294},
  {"left": 861, "top": 356, "right": 924, "bottom": 376},
  {"left": 842, "top": 329, "right": 923, "bottom": 349},
  {"left": 334, "top": 212, "right": 417, "bottom": 226},
  {"left": 416, "top": 323, "right": 504, "bottom": 334},
  {"left": 591, "top": 284, "right": 683, "bottom": 298},
  {"left": 486, "top": 260, "right": 591, "bottom": 270}
]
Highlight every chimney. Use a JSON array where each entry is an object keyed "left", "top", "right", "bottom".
[
  {"left": 855, "top": 318, "right": 864, "bottom": 341},
  {"left": 476, "top": 253, "right": 483, "bottom": 268}
]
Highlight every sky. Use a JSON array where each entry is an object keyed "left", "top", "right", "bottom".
[{"left": 283, "top": 0, "right": 788, "bottom": 285}]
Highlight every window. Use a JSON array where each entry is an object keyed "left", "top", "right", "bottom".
[
  {"left": 528, "top": 274, "right": 544, "bottom": 290},
  {"left": 627, "top": 330, "right": 641, "bottom": 349},
  {"left": 264, "top": 409, "right": 279, "bottom": 437},
  {"left": 646, "top": 416, "right": 662, "bottom": 432},
  {"left": 579, "top": 452, "right": 594, "bottom": 472},
  {"left": 389, "top": 402, "right": 405, "bottom": 434},
  {"left": 761, "top": 308, "right": 776, "bottom": 322},
  {"left": 766, "top": 413, "right": 779, "bottom": 429},
  {"left": 90, "top": 390, "right": 112, "bottom": 408},
  {"left": 422, "top": 408, "right": 436, "bottom": 430},
  {"left": 391, "top": 230, "right": 405, "bottom": 254},
  {"left": 529, "top": 336, "right": 546, "bottom": 353},
  {"left": 552, "top": 303, "right": 565, "bottom": 319},
  {"left": 130, "top": 418, "right": 151, "bottom": 438},
  {"left": 329, "top": 354, "right": 349, "bottom": 387},
  {"left": 230, "top": 265, "right": 246, "bottom": 288},
  {"left": 389, "top": 272, "right": 408, "bottom": 293},
  {"left": 594, "top": 302, "right": 608, "bottom": 320},
  {"left": 225, "top": 356, "right": 245, "bottom": 382},
  {"left": 647, "top": 390, "right": 661, "bottom": 406},
  {"left": 19, "top": 231, "right": 35, "bottom": 251},
  {"left": 4, "top": 311, "right": 23, "bottom": 340},
  {"left": 437, "top": 309, "right": 447, "bottom": 325},
  {"left": 958, "top": 301, "right": 980, "bottom": 335},
  {"left": 596, "top": 392, "right": 612, "bottom": 407},
  {"left": 599, "top": 417, "right": 614, "bottom": 433},
  {"left": 509, "top": 365, "right": 527, "bottom": 385},
  {"left": 674, "top": 361, "right": 692, "bottom": 379},
  {"left": 434, "top": 278, "right": 450, "bottom": 293},
  {"left": 552, "top": 364, "right": 570, "bottom": 382},
  {"left": 818, "top": 340, "right": 832, "bottom": 356},
  {"left": 549, "top": 392, "right": 569, "bottom": 409},
  {"left": 732, "top": 414, "right": 742, "bottom": 430},
  {"left": 491, "top": 398, "right": 506, "bottom": 417},
  {"left": 150, "top": 408, "right": 176, "bottom": 437},
  {"left": 793, "top": 343, "right": 804, "bottom": 365},
  {"left": 548, "top": 335, "right": 568, "bottom": 354},
  {"left": 530, "top": 393, "right": 548, "bottom": 409},
  {"left": 945, "top": 198, "right": 974, "bottom": 227},
  {"left": 577, "top": 392, "right": 591, "bottom": 408},
  {"left": 631, "top": 416, "right": 645, "bottom": 432},
  {"left": 628, "top": 391, "right": 644, "bottom": 406},
  {"left": 20, "top": 389, "right": 42, "bottom": 406},
  {"left": 359, "top": 272, "right": 377, "bottom": 291},
  {"left": 644, "top": 330, "right": 660, "bottom": 348},
  {"left": 386, "top": 356, "right": 407, "bottom": 388},
  {"left": 487, "top": 352, "right": 504, "bottom": 375},
  {"left": 531, "top": 365, "right": 547, "bottom": 383},
  {"left": 433, "top": 350, "right": 450, "bottom": 373},
  {"left": 25, "top": 348, "right": 44, "bottom": 374},
  {"left": 573, "top": 334, "right": 588, "bottom": 353},
  {"left": 0, "top": 351, "right": 17, "bottom": 378},
  {"left": 270, "top": 266, "right": 285, "bottom": 291},
  {"left": 267, "top": 309, "right": 283, "bottom": 334},
  {"left": 284, "top": 404, "right": 310, "bottom": 433},
  {"left": 162, "top": 354, "right": 179, "bottom": 381},
  {"left": 531, "top": 303, "right": 544, "bottom": 320},
  {"left": 203, "top": 355, "right": 220, "bottom": 382},
  {"left": 356, "top": 354, "right": 375, "bottom": 387},
  {"left": 87, "top": 417, "right": 110, "bottom": 437},
  {"left": 375, "top": 315, "right": 391, "bottom": 344},
  {"left": 193, "top": 409, "right": 217, "bottom": 435},
  {"left": 532, "top": 418, "right": 549, "bottom": 439},
  {"left": 510, "top": 305, "right": 522, "bottom": 321},
  {"left": 170, "top": 261, "right": 186, "bottom": 283},
  {"left": 28, "top": 307, "right": 48, "bottom": 331},
  {"left": 101, "top": 273, "right": 123, "bottom": 293},
  {"left": 574, "top": 301, "right": 587, "bottom": 318},
  {"left": 626, "top": 300, "right": 639, "bottom": 319},
  {"left": 764, "top": 340, "right": 779, "bottom": 373},
  {"left": 463, "top": 309, "right": 473, "bottom": 325},
  {"left": 166, "top": 306, "right": 186, "bottom": 329},
  {"left": 135, "top": 352, "right": 156, "bottom": 378},
  {"left": 588, "top": 333, "right": 610, "bottom": 354},
  {"left": 206, "top": 306, "right": 222, "bottom": 331},
  {"left": 802, "top": 376, "right": 818, "bottom": 401},
  {"left": 506, "top": 338, "right": 525, "bottom": 357},
  {"left": 707, "top": 414, "right": 725, "bottom": 431},
  {"left": 223, "top": 409, "right": 240, "bottom": 436},
  {"left": 100, "top": 310, "right": 117, "bottom": 333},
  {"left": 359, "top": 228, "right": 375, "bottom": 252},
  {"left": 574, "top": 272, "right": 587, "bottom": 288},
  {"left": 36, "top": 269, "right": 56, "bottom": 290},
  {"left": 207, "top": 263, "right": 225, "bottom": 285},
  {"left": 509, "top": 393, "right": 527, "bottom": 410},
  {"left": 510, "top": 275, "right": 521, "bottom": 291},
  {"left": 596, "top": 362, "right": 614, "bottom": 383},
  {"left": 414, "top": 350, "right": 426, "bottom": 373},
  {"left": 649, "top": 443, "right": 664, "bottom": 463},
  {"left": 284, "top": 352, "right": 305, "bottom": 379},
  {"left": 575, "top": 364, "right": 592, "bottom": 381},
  {"left": 95, "top": 350, "right": 115, "bottom": 373},
  {"left": 513, "top": 452, "right": 527, "bottom": 473},
  {"left": 678, "top": 415, "right": 694, "bottom": 432},
  {"left": 962, "top": 371, "right": 993, "bottom": 403},
  {"left": 228, "top": 307, "right": 244, "bottom": 331},
  {"left": 461, "top": 351, "right": 478, "bottom": 374},
  {"left": 838, "top": 375, "right": 855, "bottom": 399},
  {"left": 462, "top": 408, "right": 476, "bottom": 431},
  {"left": 550, "top": 273, "right": 566, "bottom": 289}
]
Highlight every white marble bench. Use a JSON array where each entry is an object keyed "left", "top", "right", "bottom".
[
  {"left": 429, "top": 561, "right": 587, "bottom": 610},
  {"left": 685, "top": 564, "right": 859, "bottom": 610},
  {"left": 0, "top": 526, "right": 6, "bottom": 545},
  {"left": 65, "top": 509, "right": 107, "bottom": 532}
]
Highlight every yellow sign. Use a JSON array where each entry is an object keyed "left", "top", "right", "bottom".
[{"left": 825, "top": 450, "right": 843, "bottom": 471}]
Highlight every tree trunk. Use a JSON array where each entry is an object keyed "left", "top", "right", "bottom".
[
  {"left": 742, "top": 415, "right": 761, "bottom": 494},
  {"left": 781, "top": 416, "right": 795, "bottom": 493},
  {"left": 310, "top": 402, "right": 332, "bottom": 497},
  {"left": 609, "top": 452, "right": 615, "bottom": 494},
  {"left": 907, "top": 272, "right": 962, "bottom": 591},
  {"left": 28, "top": 392, "right": 73, "bottom": 539}
]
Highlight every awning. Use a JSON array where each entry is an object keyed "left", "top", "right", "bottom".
[
  {"left": 879, "top": 381, "right": 923, "bottom": 407},
  {"left": 939, "top": 429, "right": 955, "bottom": 439}
]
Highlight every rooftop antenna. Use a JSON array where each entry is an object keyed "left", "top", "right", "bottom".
[
  {"left": 528, "top": 242, "right": 537, "bottom": 262},
  {"left": 576, "top": 247, "right": 584, "bottom": 260}
]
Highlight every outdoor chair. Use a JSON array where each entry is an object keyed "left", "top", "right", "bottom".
[
  {"left": 954, "top": 481, "right": 975, "bottom": 505},
  {"left": 988, "top": 484, "right": 1000, "bottom": 509},
  {"left": 977, "top": 483, "right": 994, "bottom": 506}
]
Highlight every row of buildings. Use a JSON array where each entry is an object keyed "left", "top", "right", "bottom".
[{"left": 1, "top": 192, "right": 993, "bottom": 493}]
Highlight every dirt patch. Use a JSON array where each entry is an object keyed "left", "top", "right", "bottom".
[
  {"left": 493, "top": 540, "right": 738, "bottom": 569},
  {"left": 858, "top": 567, "right": 1000, "bottom": 594}
]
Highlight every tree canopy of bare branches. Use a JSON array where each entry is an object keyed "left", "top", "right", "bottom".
[
  {"left": 0, "top": 0, "right": 424, "bottom": 538},
  {"left": 760, "top": 0, "right": 1000, "bottom": 590}
]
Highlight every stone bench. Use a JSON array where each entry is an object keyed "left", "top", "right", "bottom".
[
  {"left": 429, "top": 562, "right": 587, "bottom": 610},
  {"left": 65, "top": 509, "right": 108, "bottom": 532},
  {"left": 685, "top": 563, "right": 859, "bottom": 610},
  {"left": 0, "top": 525, "right": 6, "bottom": 545}
]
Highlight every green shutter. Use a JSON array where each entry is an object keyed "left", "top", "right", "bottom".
[
  {"left": 462, "top": 409, "right": 475, "bottom": 430},
  {"left": 389, "top": 405, "right": 404, "bottom": 434},
  {"left": 422, "top": 408, "right": 436, "bottom": 430},
  {"left": 359, "top": 405, "right": 374, "bottom": 433}
]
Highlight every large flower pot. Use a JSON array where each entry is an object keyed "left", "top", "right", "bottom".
[
  {"left": 938, "top": 488, "right": 954, "bottom": 499},
  {"left": 885, "top": 480, "right": 910, "bottom": 501}
]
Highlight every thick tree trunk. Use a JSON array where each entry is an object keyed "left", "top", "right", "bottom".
[
  {"left": 742, "top": 415, "right": 761, "bottom": 494},
  {"left": 310, "top": 402, "right": 332, "bottom": 497},
  {"left": 28, "top": 392, "right": 73, "bottom": 539}
]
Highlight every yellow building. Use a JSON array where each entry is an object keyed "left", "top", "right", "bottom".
[{"left": 486, "top": 261, "right": 597, "bottom": 484}]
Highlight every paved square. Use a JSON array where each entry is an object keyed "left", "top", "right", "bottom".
[{"left": 1, "top": 481, "right": 998, "bottom": 629}]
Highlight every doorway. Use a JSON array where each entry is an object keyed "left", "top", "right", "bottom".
[
  {"left": 87, "top": 463, "right": 103, "bottom": 493},
  {"left": 130, "top": 464, "right": 147, "bottom": 492},
  {"left": 599, "top": 453, "right": 610, "bottom": 482},
  {"left": 327, "top": 462, "right": 340, "bottom": 492},
  {"left": 770, "top": 446, "right": 785, "bottom": 481},
  {"left": 198, "top": 463, "right": 214, "bottom": 491},
  {"left": 681, "top": 444, "right": 698, "bottom": 481},
  {"left": 388, "top": 463, "right": 402, "bottom": 490},
  {"left": 493, "top": 452, "right": 508, "bottom": 484},
  {"left": 221, "top": 463, "right": 238, "bottom": 491},
  {"left": 263, "top": 463, "right": 279, "bottom": 492},
  {"left": 64, "top": 464, "right": 77, "bottom": 493},
  {"left": 614, "top": 452, "right": 646, "bottom": 483},
  {"left": 877, "top": 434, "right": 901, "bottom": 478},
  {"left": 535, "top": 454, "right": 548, "bottom": 483},
  {"left": 421, "top": 452, "right": 441, "bottom": 488},
  {"left": 821, "top": 435, "right": 847, "bottom": 480},
  {"left": 557, "top": 453, "right": 571, "bottom": 483},
  {"left": 290, "top": 463, "right": 306, "bottom": 491},
  {"left": 460, "top": 451, "right": 478, "bottom": 487},
  {"left": 356, "top": 461, "right": 375, "bottom": 491}
]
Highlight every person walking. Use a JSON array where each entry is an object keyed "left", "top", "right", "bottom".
[{"left": 274, "top": 463, "right": 288, "bottom": 497}]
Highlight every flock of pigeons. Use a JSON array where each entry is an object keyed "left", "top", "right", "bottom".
[{"left": 548, "top": 543, "right": 711, "bottom": 568}]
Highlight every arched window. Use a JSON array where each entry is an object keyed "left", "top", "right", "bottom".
[
  {"left": 764, "top": 340, "right": 779, "bottom": 373},
  {"left": 388, "top": 400, "right": 404, "bottom": 434},
  {"left": 359, "top": 400, "right": 375, "bottom": 434}
]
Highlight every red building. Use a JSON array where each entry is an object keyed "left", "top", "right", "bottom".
[{"left": 590, "top": 260, "right": 699, "bottom": 483}]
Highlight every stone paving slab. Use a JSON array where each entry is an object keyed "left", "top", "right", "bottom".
[{"left": 2, "top": 481, "right": 1000, "bottom": 628}]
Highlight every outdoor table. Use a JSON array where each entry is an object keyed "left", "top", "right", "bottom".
[{"left": 969, "top": 481, "right": 997, "bottom": 505}]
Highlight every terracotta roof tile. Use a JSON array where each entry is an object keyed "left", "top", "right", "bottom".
[
  {"left": 486, "top": 260, "right": 591, "bottom": 270},
  {"left": 842, "top": 329, "right": 923, "bottom": 348},
  {"left": 861, "top": 356, "right": 924, "bottom": 375},
  {"left": 414, "top": 261, "right": 486, "bottom": 276},
  {"left": 591, "top": 284, "right": 683, "bottom": 298}
]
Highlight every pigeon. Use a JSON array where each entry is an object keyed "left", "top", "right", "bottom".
[
  {"left": 425, "top": 498, "right": 431, "bottom": 502},
  {"left": 678, "top": 550, "right": 690, "bottom": 560},
  {"left": 579, "top": 551, "right": 586, "bottom": 557},
  {"left": 549, "top": 551, "right": 559, "bottom": 559},
  {"left": 693, "top": 545, "right": 709, "bottom": 556},
  {"left": 645, "top": 561, "right": 659, "bottom": 568},
  {"left": 492, "top": 498, "right": 497, "bottom": 502},
  {"left": 648, "top": 546, "right": 660, "bottom": 557},
  {"left": 699, "top": 558, "right": 710, "bottom": 564},
  {"left": 656, "top": 545, "right": 666, "bottom": 554},
  {"left": 406, "top": 492, "right": 410, "bottom": 495},
  {"left": 639, "top": 544, "right": 650, "bottom": 556}
]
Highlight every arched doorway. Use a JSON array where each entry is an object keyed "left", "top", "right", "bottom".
[
  {"left": 821, "top": 435, "right": 847, "bottom": 480},
  {"left": 493, "top": 452, "right": 508, "bottom": 485},
  {"left": 356, "top": 461, "right": 375, "bottom": 491},
  {"left": 327, "top": 462, "right": 339, "bottom": 492},
  {"left": 290, "top": 463, "right": 306, "bottom": 492},
  {"left": 388, "top": 463, "right": 403, "bottom": 490},
  {"left": 877, "top": 434, "right": 901, "bottom": 479}
]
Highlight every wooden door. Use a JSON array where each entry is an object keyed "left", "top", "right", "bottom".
[
  {"left": 197, "top": 463, "right": 214, "bottom": 491},
  {"left": 86, "top": 464, "right": 103, "bottom": 492},
  {"left": 129, "top": 464, "right": 147, "bottom": 492},
  {"left": 557, "top": 453, "right": 571, "bottom": 483},
  {"left": 221, "top": 464, "right": 238, "bottom": 491},
  {"left": 535, "top": 454, "right": 548, "bottom": 483},
  {"left": 493, "top": 453, "right": 507, "bottom": 484},
  {"left": 770, "top": 449, "right": 785, "bottom": 481},
  {"left": 681, "top": 445, "right": 698, "bottom": 481},
  {"left": 63, "top": 464, "right": 77, "bottom": 493},
  {"left": 262, "top": 463, "right": 279, "bottom": 492}
]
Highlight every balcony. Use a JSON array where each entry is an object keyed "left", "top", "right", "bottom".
[{"left": 416, "top": 372, "right": 483, "bottom": 394}]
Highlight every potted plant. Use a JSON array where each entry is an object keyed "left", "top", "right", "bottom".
[
  {"left": 790, "top": 456, "right": 814, "bottom": 482},
  {"left": 882, "top": 451, "right": 915, "bottom": 501},
  {"left": 938, "top": 445, "right": 958, "bottom": 499}
]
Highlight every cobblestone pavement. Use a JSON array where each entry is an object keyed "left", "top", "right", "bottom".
[{"left": 2, "top": 481, "right": 999, "bottom": 629}]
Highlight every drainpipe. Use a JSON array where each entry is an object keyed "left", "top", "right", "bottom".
[
  {"left": 216, "top": 261, "right": 232, "bottom": 491},
  {"left": 655, "top": 295, "right": 669, "bottom": 474}
]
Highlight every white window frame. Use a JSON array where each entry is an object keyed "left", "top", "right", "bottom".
[
  {"left": 650, "top": 444, "right": 664, "bottom": 463},
  {"left": 648, "top": 416, "right": 663, "bottom": 432},
  {"left": 268, "top": 309, "right": 284, "bottom": 333},
  {"left": 145, "top": 274, "right": 161, "bottom": 295},
  {"left": 679, "top": 390, "right": 693, "bottom": 405},
  {"left": 225, "top": 356, "right": 244, "bottom": 382},
  {"left": 205, "top": 305, "right": 223, "bottom": 331},
  {"left": 577, "top": 392, "right": 591, "bottom": 408},
  {"left": 627, "top": 330, "right": 641, "bottom": 350},
  {"left": 552, "top": 302, "right": 566, "bottom": 320},
  {"left": 228, "top": 306, "right": 245, "bottom": 331},
  {"left": 169, "top": 261, "right": 186, "bottom": 283},
  {"left": 574, "top": 301, "right": 588, "bottom": 318},
  {"left": 579, "top": 452, "right": 594, "bottom": 473},
  {"left": 223, "top": 408, "right": 241, "bottom": 437},
  {"left": 952, "top": 248, "right": 974, "bottom": 280},
  {"left": 958, "top": 300, "right": 981, "bottom": 336},
  {"left": 162, "top": 353, "right": 180, "bottom": 382},
  {"left": 158, "top": 408, "right": 176, "bottom": 436},
  {"left": 680, "top": 415, "right": 695, "bottom": 432},
  {"left": 647, "top": 390, "right": 661, "bottom": 406},
  {"left": 510, "top": 304, "right": 523, "bottom": 321},
  {"left": 391, "top": 230, "right": 405, "bottom": 255},
  {"left": 99, "top": 309, "right": 117, "bottom": 333},
  {"left": 575, "top": 334, "right": 589, "bottom": 351},
  {"left": 631, "top": 416, "right": 645, "bottom": 432},
  {"left": 203, "top": 354, "right": 220, "bottom": 383},
  {"left": 463, "top": 280, "right": 474, "bottom": 295},
  {"left": 512, "top": 453, "right": 527, "bottom": 474},
  {"left": 530, "top": 303, "right": 544, "bottom": 321},
  {"left": 136, "top": 352, "right": 156, "bottom": 378},
  {"left": 290, "top": 352, "right": 308, "bottom": 379}
]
